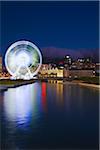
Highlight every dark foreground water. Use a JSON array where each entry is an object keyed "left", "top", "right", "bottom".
[{"left": 0, "top": 81, "right": 99, "bottom": 150}]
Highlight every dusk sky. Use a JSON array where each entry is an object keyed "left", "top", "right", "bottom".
[{"left": 0, "top": 1, "right": 99, "bottom": 58}]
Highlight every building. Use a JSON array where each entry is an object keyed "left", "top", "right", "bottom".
[
  {"left": 38, "top": 65, "right": 63, "bottom": 78},
  {"left": 64, "top": 55, "right": 72, "bottom": 66},
  {"left": 0, "top": 56, "right": 2, "bottom": 73},
  {"left": 71, "top": 61, "right": 83, "bottom": 69},
  {"left": 95, "top": 63, "right": 100, "bottom": 76},
  {"left": 71, "top": 58, "right": 95, "bottom": 70},
  {"left": 64, "top": 69, "right": 95, "bottom": 78},
  {"left": 38, "top": 64, "right": 95, "bottom": 78}
]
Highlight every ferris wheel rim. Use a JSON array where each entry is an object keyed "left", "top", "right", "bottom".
[{"left": 5, "top": 40, "right": 42, "bottom": 77}]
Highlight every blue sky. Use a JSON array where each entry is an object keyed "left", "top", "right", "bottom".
[{"left": 0, "top": 1, "right": 99, "bottom": 57}]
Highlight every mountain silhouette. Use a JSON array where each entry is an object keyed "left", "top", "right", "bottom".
[{"left": 41, "top": 47, "right": 99, "bottom": 62}]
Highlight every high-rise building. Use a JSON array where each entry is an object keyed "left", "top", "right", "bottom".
[{"left": 64, "top": 55, "right": 72, "bottom": 65}]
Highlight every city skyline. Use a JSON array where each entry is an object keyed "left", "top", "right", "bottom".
[{"left": 0, "top": 1, "right": 99, "bottom": 149}]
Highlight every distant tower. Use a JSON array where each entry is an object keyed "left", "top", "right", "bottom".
[{"left": 64, "top": 55, "right": 72, "bottom": 65}]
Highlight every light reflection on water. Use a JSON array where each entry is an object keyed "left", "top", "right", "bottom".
[
  {"left": 3, "top": 82, "right": 48, "bottom": 126},
  {"left": 4, "top": 84, "right": 36, "bottom": 124},
  {"left": 1, "top": 81, "right": 99, "bottom": 149}
]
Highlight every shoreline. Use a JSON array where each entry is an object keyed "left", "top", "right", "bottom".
[
  {"left": 71, "top": 80, "right": 100, "bottom": 89},
  {"left": 0, "top": 80, "right": 37, "bottom": 91},
  {"left": 0, "top": 78, "right": 100, "bottom": 91},
  {"left": 78, "top": 82, "right": 100, "bottom": 89},
  {"left": 0, "top": 79, "right": 48, "bottom": 91}
]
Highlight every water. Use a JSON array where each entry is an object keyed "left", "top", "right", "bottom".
[{"left": 0, "top": 81, "right": 99, "bottom": 150}]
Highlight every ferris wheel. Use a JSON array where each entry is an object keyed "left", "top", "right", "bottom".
[{"left": 5, "top": 40, "right": 42, "bottom": 79}]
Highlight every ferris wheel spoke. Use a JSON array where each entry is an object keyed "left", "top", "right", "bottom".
[
  {"left": 26, "top": 66, "right": 33, "bottom": 76},
  {"left": 13, "top": 66, "right": 21, "bottom": 76}
]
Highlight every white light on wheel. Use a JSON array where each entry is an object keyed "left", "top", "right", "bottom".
[{"left": 5, "top": 40, "right": 42, "bottom": 79}]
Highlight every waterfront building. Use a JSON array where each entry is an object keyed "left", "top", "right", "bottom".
[
  {"left": 64, "top": 69, "right": 95, "bottom": 78},
  {"left": 38, "top": 66, "right": 63, "bottom": 78},
  {"left": 38, "top": 64, "right": 95, "bottom": 78}
]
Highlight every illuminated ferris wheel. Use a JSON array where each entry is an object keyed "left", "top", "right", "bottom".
[{"left": 5, "top": 40, "right": 42, "bottom": 79}]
